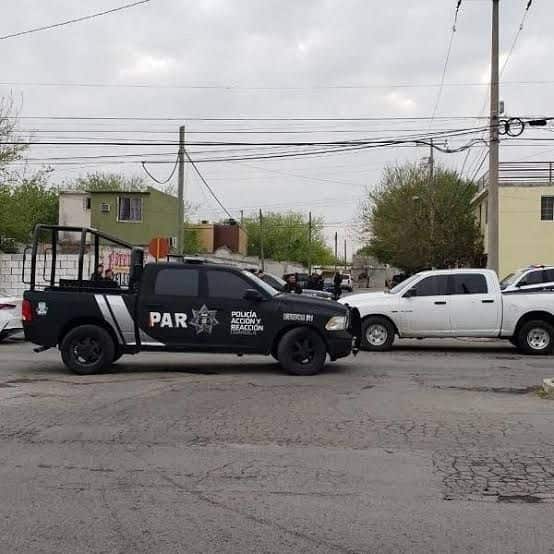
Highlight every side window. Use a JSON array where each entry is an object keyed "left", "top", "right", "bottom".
[
  {"left": 451, "top": 274, "right": 488, "bottom": 295},
  {"left": 524, "top": 270, "right": 544, "bottom": 285},
  {"left": 544, "top": 269, "right": 554, "bottom": 282},
  {"left": 413, "top": 276, "right": 449, "bottom": 297},
  {"left": 154, "top": 269, "right": 199, "bottom": 296},
  {"left": 207, "top": 270, "right": 251, "bottom": 299}
]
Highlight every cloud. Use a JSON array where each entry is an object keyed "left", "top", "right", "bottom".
[{"left": 119, "top": 53, "right": 178, "bottom": 79}]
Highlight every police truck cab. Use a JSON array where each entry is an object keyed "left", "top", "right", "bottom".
[{"left": 22, "top": 226, "right": 360, "bottom": 376}]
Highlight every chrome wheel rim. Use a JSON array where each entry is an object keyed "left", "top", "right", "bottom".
[
  {"left": 366, "top": 324, "right": 388, "bottom": 346},
  {"left": 527, "top": 328, "right": 550, "bottom": 351}
]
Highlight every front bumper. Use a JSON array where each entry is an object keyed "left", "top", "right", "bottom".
[{"left": 326, "top": 331, "right": 355, "bottom": 360}]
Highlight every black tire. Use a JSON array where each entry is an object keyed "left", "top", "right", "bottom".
[
  {"left": 0, "top": 331, "right": 7, "bottom": 343},
  {"left": 113, "top": 347, "right": 124, "bottom": 363},
  {"left": 516, "top": 320, "right": 554, "bottom": 355},
  {"left": 509, "top": 337, "right": 519, "bottom": 348},
  {"left": 60, "top": 324, "right": 115, "bottom": 375},
  {"left": 277, "top": 327, "right": 327, "bottom": 376},
  {"left": 361, "top": 316, "right": 395, "bottom": 351}
]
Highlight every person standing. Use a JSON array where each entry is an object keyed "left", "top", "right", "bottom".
[
  {"left": 282, "top": 274, "right": 302, "bottom": 294},
  {"left": 91, "top": 264, "right": 104, "bottom": 281},
  {"left": 333, "top": 271, "right": 343, "bottom": 299},
  {"left": 104, "top": 268, "right": 119, "bottom": 287}
]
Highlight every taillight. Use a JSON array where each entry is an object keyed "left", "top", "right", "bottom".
[
  {"left": 0, "top": 304, "right": 16, "bottom": 310},
  {"left": 22, "top": 299, "right": 33, "bottom": 322}
]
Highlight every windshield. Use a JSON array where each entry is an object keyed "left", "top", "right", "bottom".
[
  {"left": 262, "top": 273, "right": 286, "bottom": 290},
  {"left": 499, "top": 270, "right": 525, "bottom": 289},
  {"left": 389, "top": 273, "right": 421, "bottom": 294},
  {"left": 241, "top": 270, "right": 279, "bottom": 296}
]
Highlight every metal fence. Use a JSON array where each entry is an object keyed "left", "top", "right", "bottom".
[{"left": 478, "top": 162, "right": 554, "bottom": 189}]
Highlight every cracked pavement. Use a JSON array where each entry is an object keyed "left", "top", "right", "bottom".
[{"left": 0, "top": 339, "right": 553, "bottom": 553}]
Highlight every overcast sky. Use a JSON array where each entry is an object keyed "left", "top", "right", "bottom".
[{"left": 2, "top": 0, "right": 553, "bottom": 254}]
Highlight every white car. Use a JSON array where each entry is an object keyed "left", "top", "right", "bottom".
[
  {"left": 0, "top": 288, "right": 22, "bottom": 342},
  {"left": 500, "top": 265, "right": 554, "bottom": 293},
  {"left": 340, "top": 268, "right": 554, "bottom": 355},
  {"left": 341, "top": 273, "right": 353, "bottom": 292}
]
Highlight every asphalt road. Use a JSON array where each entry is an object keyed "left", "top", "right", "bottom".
[{"left": 0, "top": 339, "right": 553, "bottom": 553}]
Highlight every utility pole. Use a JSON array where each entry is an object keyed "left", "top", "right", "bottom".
[
  {"left": 176, "top": 124, "right": 185, "bottom": 255},
  {"left": 259, "top": 209, "right": 265, "bottom": 271},
  {"left": 334, "top": 232, "right": 338, "bottom": 271},
  {"left": 240, "top": 209, "right": 244, "bottom": 225},
  {"left": 307, "top": 211, "right": 312, "bottom": 274},
  {"left": 344, "top": 239, "right": 347, "bottom": 271},
  {"left": 487, "top": 0, "right": 500, "bottom": 274}
]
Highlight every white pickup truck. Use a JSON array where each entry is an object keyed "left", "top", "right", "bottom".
[{"left": 340, "top": 269, "right": 554, "bottom": 354}]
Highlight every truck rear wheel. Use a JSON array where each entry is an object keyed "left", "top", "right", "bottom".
[
  {"left": 516, "top": 320, "right": 554, "bottom": 355},
  {"left": 61, "top": 324, "right": 115, "bottom": 375},
  {"left": 361, "top": 316, "right": 395, "bottom": 351},
  {"left": 277, "top": 327, "right": 326, "bottom": 376}
]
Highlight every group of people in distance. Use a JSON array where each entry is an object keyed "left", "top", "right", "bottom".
[
  {"left": 90, "top": 264, "right": 119, "bottom": 287},
  {"left": 281, "top": 271, "right": 345, "bottom": 299}
]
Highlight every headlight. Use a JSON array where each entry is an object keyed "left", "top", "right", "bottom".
[{"left": 325, "top": 315, "right": 347, "bottom": 331}]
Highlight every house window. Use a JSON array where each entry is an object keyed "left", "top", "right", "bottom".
[
  {"left": 541, "top": 196, "right": 554, "bottom": 221},
  {"left": 118, "top": 196, "right": 143, "bottom": 222}
]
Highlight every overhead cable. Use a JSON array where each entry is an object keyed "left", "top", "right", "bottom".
[{"left": 0, "top": 0, "right": 152, "bottom": 41}]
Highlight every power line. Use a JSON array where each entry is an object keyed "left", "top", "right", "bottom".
[
  {"left": 0, "top": 0, "right": 152, "bottom": 41},
  {"left": 462, "top": 0, "right": 535, "bottom": 177},
  {"left": 8, "top": 115, "right": 492, "bottom": 122},
  {"left": 4, "top": 77, "right": 554, "bottom": 91},
  {"left": 185, "top": 151, "right": 235, "bottom": 222},
  {"left": 429, "top": 0, "right": 463, "bottom": 127},
  {"left": 141, "top": 154, "right": 179, "bottom": 184}
]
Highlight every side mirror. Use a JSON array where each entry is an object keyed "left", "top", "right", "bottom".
[
  {"left": 243, "top": 288, "right": 264, "bottom": 302},
  {"left": 404, "top": 287, "right": 417, "bottom": 298}
]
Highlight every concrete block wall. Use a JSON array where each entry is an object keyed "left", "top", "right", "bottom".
[
  {"left": 0, "top": 251, "right": 305, "bottom": 297},
  {"left": 0, "top": 254, "right": 94, "bottom": 297}
]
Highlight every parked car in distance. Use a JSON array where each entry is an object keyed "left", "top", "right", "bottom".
[
  {"left": 341, "top": 273, "right": 353, "bottom": 292},
  {"left": 340, "top": 268, "right": 554, "bottom": 355},
  {"left": 500, "top": 265, "right": 554, "bottom": 293},
  {"left": 261, "top": 273, "right": 334, "bottom": 300},
  {"left": 0, "top": 288, "right": 22, "bottom": 342}
]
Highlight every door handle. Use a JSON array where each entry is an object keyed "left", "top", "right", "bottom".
[
  {"left": 482, "top": 299, "right": 494, "bottom": 303},
  {"left": 434, "top": 301, "right": 447, "bottom": 305}
]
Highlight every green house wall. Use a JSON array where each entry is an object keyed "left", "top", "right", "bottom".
[{"left": 89, "top": 187, "right": 178, "bottom": 245}]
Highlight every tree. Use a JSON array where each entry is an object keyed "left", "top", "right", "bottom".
[
  {"left": 0, "top": 171, "right": 58, "bottom": 247},
  {"left": 243, "top": 211, "right": 335, "bottom": 266},
  {"left": 0, "top": 96, "right": 57, "bottom": 249},
  {"left": 68, "top": 172, "right": 146, "bottom": 192},
  {"left": 360, "top": 164, "right": 483, "bottom": 273}
]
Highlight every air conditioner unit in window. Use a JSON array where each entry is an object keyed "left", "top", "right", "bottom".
[{"left": 100, "top": 203, "right": 111, "bottom": 213}]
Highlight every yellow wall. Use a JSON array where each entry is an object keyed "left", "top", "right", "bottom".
[
  {"left": 498, "top": 186, "right": 554, "bottom": 279},
  {"left": 237, "top": 226, "right": 248, "bottom": 256},
  {"left": 186, "top": 224, "right": 214, "bottom": 253}
]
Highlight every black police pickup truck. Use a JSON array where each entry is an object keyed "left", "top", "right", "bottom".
[{"left": 22, "top": 226, "right": 360, "bottom": 376}]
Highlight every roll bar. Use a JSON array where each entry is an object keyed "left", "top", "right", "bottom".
[{"left": 27, "top": 225, "right": 141, "bottom": 290}]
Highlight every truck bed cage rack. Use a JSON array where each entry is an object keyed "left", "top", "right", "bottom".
[{"left": 26, "top": 225, "right": 143, "bottom": 291}]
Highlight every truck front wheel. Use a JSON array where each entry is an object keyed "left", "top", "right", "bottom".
[
  {"left": 277, "top": 327, "right": 327, "bottom": 376},
  {"left": 361, "top": 316, "right": 395, "bottom": 351},
  {"left": 61, "top": 325, "right": 115, "bottom": 375},
  {"left": 516, "top": 320, "right": 554, "bottom": 355}
]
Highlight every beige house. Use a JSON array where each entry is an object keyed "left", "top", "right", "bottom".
[{"left": 473, "top": 161, "right": 554, "bottom": 279}]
